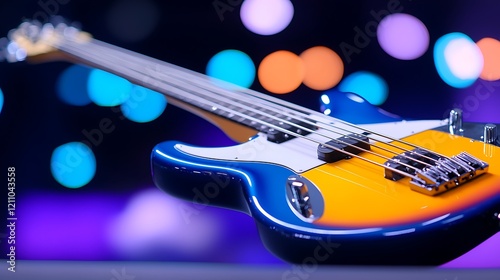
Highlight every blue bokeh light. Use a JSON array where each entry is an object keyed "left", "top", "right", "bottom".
[
  {"left": 51, "top": 142, "right": 96, "bottom": 189},
  {"left": 434, "top": 32, "right": 483, "bottom": 88},
  {"left": 121, "top": 85, "right": 167, "bottom": 123},
  {"left": 57, "top": 64, "right": 93, "bottom": 106},
  {"left": 88, "top": 69, "right": 132, "bottom": 106},
  {"left": 0, "top": 88, "right": 4, "bottom": 114},
  {"left": 338, "top": 71, "right": 389, "bottom": 106},
  {"left": 206, "top": 49, "right": 256, "bottom": 88}
]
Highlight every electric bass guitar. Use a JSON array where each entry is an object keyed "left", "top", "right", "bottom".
[{"left": 4, "top": 20, "right": 500, "bottom": 265}]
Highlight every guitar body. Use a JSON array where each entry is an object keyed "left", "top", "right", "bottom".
[{"left": 152, "top": 122, "right": 500, "bottom": 265}]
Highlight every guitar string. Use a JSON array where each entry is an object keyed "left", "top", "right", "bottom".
[
  {"left": 62, "top": 42, "right": 438, "bottom": 172},
  {"left": 73, "top": 39, "right": 452, "bottom": 170},
  {"left": 56, "top": 34, "right": 474, "bottom": 180},
  {"left": 53, "top": 40, "right": 432, "bottom": 180},
  {"left": 60, "top": 36, "right": 474, "bottom": 176},
  {"left": 88, "top": 39, "right": 469, "bottom": 174},
  {"left": 82, "top": 37, "right": 476, "bottom": 176},
  {"left": 82, "top": 37, "right": 458, "bottom": 169},
  {"left": 30, "top": 23, "right": 458, "bottom": 169},
  {"left": 59, "top": 38, "right": 468, "bottom": 177},
  {"left": 58, "top": 40, "right": 439, "bottom": 176},
  {"left": 85, "top": 40, "right": 458, "bottom": 159}
]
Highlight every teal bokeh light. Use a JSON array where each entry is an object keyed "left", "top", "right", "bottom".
[
  {"left": 338, "top": 71, "right": 389, "bottom": 106},
  {"left": 88, "top": 69, "right": 132, "bottom": 106},
  {"left": 0, "top": 88, "right": 3, "bottom": 114},
  {"left": 121, "top": 85, "right": 167, "bottom": 123},
  {"left": 57, "top": 65, "right": 93, "bottom": 106},
  {"left": 206, "top": 49, "right": 256, "bottom": 88},
  {"left": 434, "top": 32, "right": 482, "bottom": 88},
  {"left": 51, "top": 142, "right": 96, "bottom": 189}
]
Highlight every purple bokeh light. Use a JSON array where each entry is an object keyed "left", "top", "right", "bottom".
[
  {"left": 15, "top": 187, "right": 282, "bottom": 264},
  {"left": 17, "top": 191, "right": 124, "bottom": 260},
  {"left": 377, "top": 13, "right": 429, "bottom": 60},
  {"left": 240, "top": 0, "right": 294, "bottom": 36},
  {"left": 107, "top": 188, "right": 222, "bottom": 259}
]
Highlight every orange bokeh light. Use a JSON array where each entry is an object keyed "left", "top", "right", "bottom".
[
  {"left": 477, "top": 37, "right": 500, "bottom": 81},
  {"left": 300, "top": 46, "right": 344, "bottom": 90},
  {"left": 258, "top": 50, "right": 304, "bottom": 94}
]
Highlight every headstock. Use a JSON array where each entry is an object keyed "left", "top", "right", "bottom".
[{"left": 0, "top": 19, "right": 91, "bottom": 63}]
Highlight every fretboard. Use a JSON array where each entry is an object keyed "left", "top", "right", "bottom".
[{"left": 56, "top": 36, "right": 316, "bottom": 138}]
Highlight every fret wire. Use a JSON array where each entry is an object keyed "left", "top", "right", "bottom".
[
  {"left": 88, "top": 41, "right": 314, "bottom": 120},
  {"left": 87, "top": 39, "right": 413, "bottom": 143},
  {"left": 59, "top": 39, "right": 431, "bottom": 173},
  {"left": 65, "top": 40, "right": 418, "bottom": 153},
  {"left": 54, "top": 40, "right": 427, "bottom": 179},
  {"left": 89, "top": 39, "right": 309, "bottom": 113}
]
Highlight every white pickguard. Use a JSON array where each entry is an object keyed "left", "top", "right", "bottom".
[{"left": 176, "top": 119, "right": 448, "bottom": 173}]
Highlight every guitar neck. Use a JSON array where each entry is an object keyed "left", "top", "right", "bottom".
[
  {"left": 55, "top": 36, "right": 316, "bottom": 135},
  {"left": 6, "top": 21, "right": 359, "bottom": 143}
]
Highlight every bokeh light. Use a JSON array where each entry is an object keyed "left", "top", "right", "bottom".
[
  {"left": 338, "top": 71, "right": 389, "bottom": 105},
  {"left": 57, "top": 64, "right": 93, "bottom": 106},
  {"left": 121, "top": 85, "right": 167, "bottom": 123},
  {"left": 88, "top": 69, "right": 132, "bottom": 106},
  {"left": 17, "top": 192, "right": 124, "bottom": 260},
  {"left": 377, "top": 13, "right": 429, "bottom": 60},
  {"left": 108, "top": 188, "right": 221, "bottom": 257},
  {"left": 240, "top": 0, "right": 294, "bottom": 36},
  {"left": 477, "top": 37, "right": 500, "bottom": 81},
  {"left": 0, "top": 88, "right": 3, "bottom": 114},
  {"left": 300, "top": 46, "right": 344, "bottom": 90},
  {"left": 50, "top": 142, "right": 96, "bottom": 188},
  {"left": 206, "top": 49, "right": 256, "bottom": 88},
  {"left": 434, "top": 32, "right": 484, "bottom": 88},
  {"left": 258, "top": 50, "right": 304, "bottom": 94},
  {"left": 107, "top": 0, "right": 160, "bottom": 42}
]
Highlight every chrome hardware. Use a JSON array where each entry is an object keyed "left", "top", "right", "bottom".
[
  {"left": 483, "top": 123, "right": 497, "bottom": 144},
  {"left": 410, "top": 152, "right": 489, "bottom": 196},
  {"left": 285, "top": 175, "right": 324, "bottom": 221},
  {"left": 385, "top": 148, "right": 489, "bottom": 196},
  {"left": 449, "top": 108, "right": 463, "bottom": 135}
]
